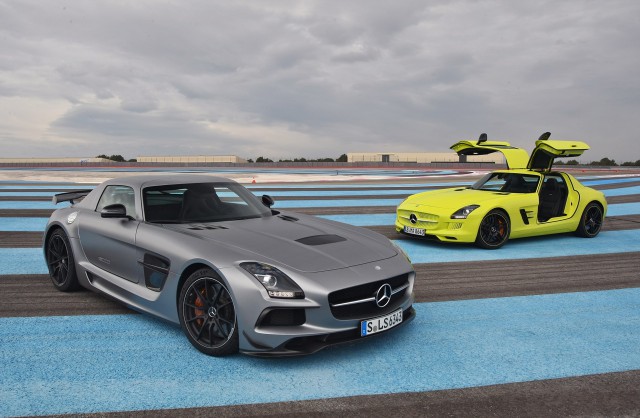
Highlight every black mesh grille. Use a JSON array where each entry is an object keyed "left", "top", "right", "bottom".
[
  {"left": 256, "top": 308, "right": 306, "bottom": 327},
  {"left": 328, "top": 273, "right": 410, "bottom": 320}
]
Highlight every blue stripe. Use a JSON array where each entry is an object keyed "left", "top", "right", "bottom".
[
  {"left": 274, "top": 198, "right": 404, "bottom": 208},
  {"left": 0, "top": 218, "right": 48, "bottom": 232},
  {"left": 603, "top": 186, "right": 640, "bottom": 197},
  {"left": 394, "top": 229, "right": 640, "bottom": 264},
  {"left": 1, "top": 288, "right": 638, "bottom": 417},
  {"left": 0, "top": 192, "right": 58, "bottom": 197},
  {"left": 3, "top": 229, "right": 639, "bottom": 275},
  {"left": 0, "top": 185, "right": 95, "bottom": 190},
  {"left": 580, "top": 177, "right": 640, "bottom": 186},
  {"left": 0, "top": 248, "right": 46, "bottom": 274},
  {"left": 607, "top": 202, "right": 640, "bottom": 216},
  {"left": 318, "top": 202, "right": 640, "bottom": 226},
  {"left": 319, "top": 213, "right": 397, "bottom": 226},
  {"left": 2, "top": 203, "right": 635, "bottom": 233},
  {"left": 0, "top": 201, "right": 60, "bottom": 209}
]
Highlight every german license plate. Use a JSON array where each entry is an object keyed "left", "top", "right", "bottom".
[
  {"left": 404, "top": 225, "right": 425, "bottom": 236},
  {"left": 361, "top": 308, "right": 403, "bottom": 337}
]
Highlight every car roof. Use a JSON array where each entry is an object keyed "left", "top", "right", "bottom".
[{"left": 102, "top": 174, "right": 238, "bottom": 189}]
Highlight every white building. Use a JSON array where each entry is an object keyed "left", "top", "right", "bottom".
[
  {"left": 136, "top": 155, "right": 247, "bottom": 163},
  {"left": 347, "top": 152, "right": 504, "bottom": 164}
]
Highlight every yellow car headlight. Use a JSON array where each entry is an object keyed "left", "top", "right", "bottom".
[{"left": 451, "top": 205, "right": 480, "bottom": 219}]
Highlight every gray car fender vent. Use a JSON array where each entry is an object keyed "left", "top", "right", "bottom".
[
  {"left": 295, "top": 234, "right": 347, "bottom": 246},
  {"left": 278, "top": 215, "right": 299, "bottom": 222}
]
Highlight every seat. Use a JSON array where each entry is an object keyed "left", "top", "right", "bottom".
[
  {"left": 179, "top": 188, "right": 223, "bottom": 221},
  {"left": 502, "top": 175, "right": 528, "bottom": 193},
  {"left": 538, "top": 178, "right": 564, "bottom": 220}
]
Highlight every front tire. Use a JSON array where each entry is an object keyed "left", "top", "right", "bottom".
[
  {"left": 475, "top": 210, "right": 510, "bottom": 249},
  {"left": 46, "top": 229, "right": 79, "bottom": 291},
  {"left": 178, "top": 269, "right": 239, "bottom": 356},
  {"left": 576, "top": 202, "right": 603, "bottom": 238}
]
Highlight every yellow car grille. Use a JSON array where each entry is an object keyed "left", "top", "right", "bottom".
[
  {"left": 448, "top": 222, "right": 463, "bottom": 230},
  {"left": 398, "top": 210, "right": 440, "bottom": 230}
]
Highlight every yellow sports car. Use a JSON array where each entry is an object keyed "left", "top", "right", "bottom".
[{"left": 395, "top": 133, "right": 607, "bottom": 249}]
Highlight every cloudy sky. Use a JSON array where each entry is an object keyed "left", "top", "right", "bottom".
[{"left": 1, "top": 0, "right": 638, "bottom": 162}]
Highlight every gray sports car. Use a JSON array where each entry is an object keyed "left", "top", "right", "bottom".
[{"left": 44, "top": 174, "right": 416, "bottom": 356}]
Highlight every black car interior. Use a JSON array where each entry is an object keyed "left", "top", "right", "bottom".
[{"left": 538, "top": 176, "right": 568, "bottom": 221}]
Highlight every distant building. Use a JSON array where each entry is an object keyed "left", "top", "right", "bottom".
[
  {"left": 136, "top": 155, "right": 247, "bottom": 163},
  {"left": 346, "top": 152, "right": 504, "bottom": 164},
  {"left": 0, "top": 157, "right": 111, "bottom": 163}
]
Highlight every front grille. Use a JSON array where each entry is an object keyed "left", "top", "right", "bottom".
[
  {"left": 328, "top": 273, "right": 410, "bottom": 320},
  {"left": 398, "top": 210, "right": 440, "bottom": 230}
]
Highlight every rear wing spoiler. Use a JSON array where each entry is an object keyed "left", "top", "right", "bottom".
[{"left": 52, "top": 190, "right": 93, "bottom": 205}]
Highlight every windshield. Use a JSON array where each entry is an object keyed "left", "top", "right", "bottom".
[
  {"left": 143, "top": 182, "right": 272, "bottom": 223},
  {"left": 471, "top": 172, "right": 539, "bottom": 193}
]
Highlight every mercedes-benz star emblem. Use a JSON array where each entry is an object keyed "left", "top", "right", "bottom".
[
  {"left": 375, "top": 283, "right": 392, "bottom": 308},
  {"left": 409, "top": 213, "right": 418, "bottom": 224}
]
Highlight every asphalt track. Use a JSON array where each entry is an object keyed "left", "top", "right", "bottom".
[{"left": 1, "top": 169, "right": 640, "bottom": 417}]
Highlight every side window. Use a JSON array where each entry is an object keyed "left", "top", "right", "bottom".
[
  {"left": 542, "top": 174, "right": 565, "bottom": 187},
  {"left": 96, "top": 185, "right": 136, "bottom": 217}
]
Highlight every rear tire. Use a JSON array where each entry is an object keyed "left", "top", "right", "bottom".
[
  {"left": 45, "top": 229, "right": 80, "bottom": 291},
  {"left": 178, "top": 269, "right": 239, "bottom": 356},
  {"left": 475, "top": 210, "right": 510, "bottom": 249},
  {"left": 576, "top": 202, "right": 603, "bottom": 238}
]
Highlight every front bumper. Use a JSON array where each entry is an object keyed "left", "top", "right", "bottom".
[
  {"left": 245, "top": 307, "right": 416, "bottom": 357},
  {"left": 395, "top": 208, "right": 482, "bottom": 243},
  {"left": 222, "top": 255, "right": 416, "bottom": 356}
]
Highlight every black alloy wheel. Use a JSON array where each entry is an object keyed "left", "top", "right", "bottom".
[
  {"left": 476, "top": 210, "right": 510, "bottom": 249},
  {"left": 46, "top": 229, "right": 79, "bottom": 291},
  {"left": 179, "top": 269, "right": 239, "bottom": 356},
  {"left": 576, "top": 203, "right": 603, "bottom": 238}
]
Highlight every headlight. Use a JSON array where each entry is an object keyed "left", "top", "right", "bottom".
[
  {"left": 451, "top": 205, "right": 480, "bottom": 219},
  {"left": 240, "top": 262, "right": 304, "bottom": 299}
]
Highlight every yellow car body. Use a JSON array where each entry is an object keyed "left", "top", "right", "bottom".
[{"left": 395, "top": 134, "right": 607, "bottom": 248}]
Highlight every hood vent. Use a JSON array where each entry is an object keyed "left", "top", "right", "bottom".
[
  {"left": 188, "top": 225, "right": 228, "bottom": 231},
  {"left": 296, "top": 234, "right": 347, "bottom": 246},
  {"left": 278, "top": 215, "right": 299, "bottom": 222}
]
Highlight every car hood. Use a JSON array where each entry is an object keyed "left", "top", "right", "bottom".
[
  {"left": 401, "top": 187, "right": 510, "bottom": 210},
  {"left": 163, "top": 214, "right": 397, "bottom": 273}
]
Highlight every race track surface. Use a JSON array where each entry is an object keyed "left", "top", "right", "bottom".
[{"left": 1, "top": 169, "right": 639, "bottom": 417}]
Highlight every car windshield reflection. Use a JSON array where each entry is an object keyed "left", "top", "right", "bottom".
[
  {"left": 471, "top": 173, "right": 539, "bottom": 193},
  {"left": 143, "top": 182, "right": 272, "bottom": 223}
]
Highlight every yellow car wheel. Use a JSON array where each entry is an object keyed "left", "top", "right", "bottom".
[
  {"left": 576, "top": 202, "right": 604, "bottom": 238},
  {"left": 475, "top": 210, "right": 510, "bottom": 249}
]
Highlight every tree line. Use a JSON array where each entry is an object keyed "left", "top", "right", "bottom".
[
  {"left": 95, "top": 154, "right": 639, "bottom": 166},
  {"left": 559, "top": 157, "right": 640, "bottom": 167}
]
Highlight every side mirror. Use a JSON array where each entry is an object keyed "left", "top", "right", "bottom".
[
  {"left": 101, "top": 204, "right": 129, "bottom": 219},
  {"left": 261, "top": 194, "right": 274, "bottom": 208},
  {"left": 477, "top": 133, "right": 488, "bottom": 144}
]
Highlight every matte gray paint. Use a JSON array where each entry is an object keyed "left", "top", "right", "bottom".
[{"left": 44, "top": 174, "right": 415, "bottom": 355}]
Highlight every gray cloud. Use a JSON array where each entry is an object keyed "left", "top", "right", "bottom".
[{"left": 0, "top": 0, "right": 638, "bottom": 162}]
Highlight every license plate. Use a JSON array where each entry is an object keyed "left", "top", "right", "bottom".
[
  {"left": 404, "top": 225, "right": 425, "bottom": 236},
  {"left": 361, "top": 308, "right": 403, "bottom": 337}
]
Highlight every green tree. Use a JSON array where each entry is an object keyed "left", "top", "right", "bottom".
[
  {"left": 589, "top": 157, "right": 617, "bottom": 166},
  {"left": 337, "top": 153, "right": 348, "bottom": 162},
  {"left": 621, "top": 160, "right": 640, "bottom": 166},
  {"left": 255, "top": 156, "right": 273, "bottom": 163}
]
